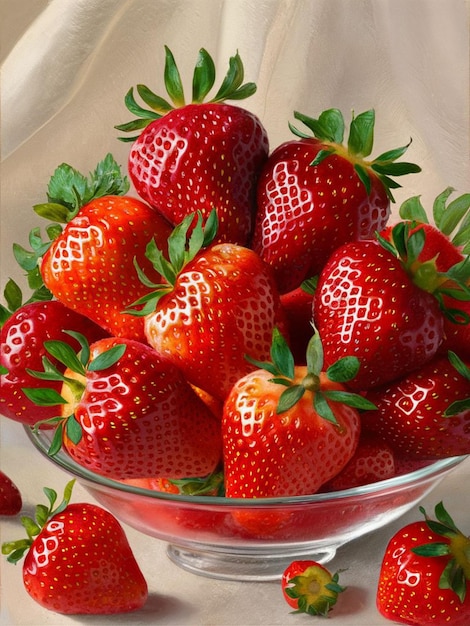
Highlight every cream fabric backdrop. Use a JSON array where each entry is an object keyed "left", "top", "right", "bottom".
[{"left": 1, "top": 0, "right": 469, "bottom": 294}]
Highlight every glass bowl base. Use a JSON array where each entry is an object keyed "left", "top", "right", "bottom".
[{"left": 166, "top": 543, "right": 338, "bottom": 581}]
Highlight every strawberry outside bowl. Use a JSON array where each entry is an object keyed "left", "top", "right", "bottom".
[{"left": 25, "top": 425, "right": 467, "bottom": 582}]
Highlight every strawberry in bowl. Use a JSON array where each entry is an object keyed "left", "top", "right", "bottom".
[
  {"left": 116, "top": 46, "right": 269, "bottom": 246},
  {"left": 252, "top": 107, "right": 421, "bottom": 293}
]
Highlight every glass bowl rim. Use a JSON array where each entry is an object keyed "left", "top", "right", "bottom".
[{"left": 25, "top": 425, "right": 468, "bottom": 507}]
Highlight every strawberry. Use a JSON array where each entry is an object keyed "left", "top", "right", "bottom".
[
  {"left": 281, "top": 560, "right": 345, "bottom": 616},
  {"left": 377, "top": 502, "right": 470, "bottom": 626},
  {"left": 252, "top": 108, "right": 421, "bottom": 293},
  {"left": 1, "top": 480, "right": 148, "bottom": 614},
  {"left": 363, "top": 351, "right": 470, "bottom": 459},
  {"left": 127, "top": 210, "right": 287, "bottom": 402},
  {"left": 115, "top": 46, "right": 269, "bottom": 245},
  {"left": 0, "top": 471, "right": 22, "bottom": 516},
  {"left": 29, "top": 154, "right": 172, "bottom": 342},
  {"left": 382, "top": 189, "right": 470, "bottom": 358},
  {"left": 24, "top": 335, "right": 221, "bottom": 480},
  {"left": 313, "top": 220, "right": 470, "bottom": 390},
  {"left": 1, "top": 299, "right": 106, "bottom": 425},
  {"left": 322, "top": 431, "right": 395, "bottom": 491},
  {"left": 222, "top": 328, "right": 374, "bottom": 498}
]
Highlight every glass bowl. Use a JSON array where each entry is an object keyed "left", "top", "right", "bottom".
[{"left": 26, "top": 426, "right": 467, "bottom": 582}]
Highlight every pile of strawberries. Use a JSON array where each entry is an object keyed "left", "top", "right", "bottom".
[
  {"left": 1, "top": 46, "right": 469, "bottom": 498},
  {"left": 1, "top": 45, "right": 469, "bottom": 622}
]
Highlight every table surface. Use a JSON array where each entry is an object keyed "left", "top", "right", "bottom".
[{"left": 1, "top": 417, "right": 469, "bottom": 626}]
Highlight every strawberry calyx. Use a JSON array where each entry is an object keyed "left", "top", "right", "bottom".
[
  {"left": 245, "top": 327, "right": 376, "bottom": 424},
  {"left": 125, "top": 209, "right": 218, "bottom": 316},
  {"left": 115, "top": 46, "right": 257, "bottom": 142},
  {"left": 22, "top": 332, "right": 126, "bottom": 457},
  {"left": 412, "top": 501, "right": 470, "bottom": 602},
  {"left": 444, "top": 351, "right": 470, "bottom": 416},
  {"left": 32, "top": 153, "right": 129, "bottom": 225},
  {"left": 1, "top": 480, "right": 75, "bottom": 564},
  {"left": 377, "top": 221, "right": 470, "bottom": 323},
  {"left": 284, "top": 563, "right": 346, "bottom": 616},
  {"left": 163, "top": 471, "right": 225, "bottom": 496},
  {"left": 399, "top": 187, "right": 470, "bottom": 254},
  {"left": 288, "top": 108, "right": 421, "bottom": 201}
]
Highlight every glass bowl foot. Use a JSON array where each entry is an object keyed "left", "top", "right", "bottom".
[{"left": 166, "top": 544, "right": 338, "bottom": 581}]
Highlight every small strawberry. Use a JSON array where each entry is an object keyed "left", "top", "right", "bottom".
[
  {"left": 252, "top": 108, "right": 421, "bottom": 293},
  {"left": 222, "top": 328, "right": 375, "bottom": 498},
  {"left": 115, "top": 46, "right": 269, "bottom": 245},
  {"left": 24, "top": 335, "right": 221, "bottom": 480},
  {"left": 281, "top": 560, "right": 345, "bottom": 616},
  {"left": 0, "top": 471, "right": 22, "bottom": 516},
  {"left": 363, "top": 351, "right": 470, "bottom": 459},
  {"left": 377, "top": 502, "right": 470, "bottom": 626},
  {"left": 313, "top": 220, "right": 470, "bottom": 390},
  {"left": 322, "top": 432, "right": 395, "bottom": 491},
  {"left": 127, "top": 210, "right": 287, "bottom": 401},
  {"left": 1, "top": 299, "right": 106, "bottom": 425},
  {"left": 1, "top": 480, "right": 148, "bottom": 614},
  {"left": 31, "top": 154, "right": 172, "bottom": 342}
]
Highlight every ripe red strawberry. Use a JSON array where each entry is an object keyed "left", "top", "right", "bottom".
[
  {"left": 24, "top": 335, "right": 221, "bottom": 480},
  {"left": 281, "top": 560, "right": 345, "bottom": 616},
  {"left": 322, "top": 432, "right": 395, "bottom": 491},
  {"left": 128, "top": 211, "right": 287, "bottom": 401},
  {"left": 115, "top": 46, "right": 269, "bottom": 245},
  {"left": 1, "top": 299, "right": 106, "bottom": 425},
  {"left": 222, "top": 329, "right": 374, "bottom": 498},
  {"left": 363, "top": 351, "right": 470, "bottom": 459},
  {"left": 2, "top": 480, "right": 148, "bottom": 614},
  {"left": 31, "top": 154, "right": 172, "bottom": 343},
  {"left": 312, "top": 220, "right": 470, "bottom": 390},
  {"left": 0, "top": 471, "right": 22, "bottom": 515},
  {"left": 377, "top": 502, "right": 470, "bottom": 626},
  {"left": 382, "top": 189, "right": 470, "bottom": 359},
  {"left": 252, "top": 108, "right": 421, "bottom": 293}
]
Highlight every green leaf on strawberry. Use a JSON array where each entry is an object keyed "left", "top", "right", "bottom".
[
  {"left": 246, "top": 327, "right": 376, "bottom": 423},
  {"left": 288, "top": 108, "right": 421, "bottom": 201},
  {"left": 34, "top": 153, "right": 129, "bottom": 223},
  {"left": 412, "top": 502, "right": 470, "bottom": 603},
  {"left": 126, "top": 209, "right": 218, "bottom": 316},
  {"left": 2, "top": 480, "right": 75, "bottom": 563},
  {"left": 116, "top": 47, "right": 257, "bottom": 141},
  {"left": 23, "top": 335, "right": 127, "bottom": 456},
  {"left": 400, "top": 187, "right": 470, "bottom": 253}
]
